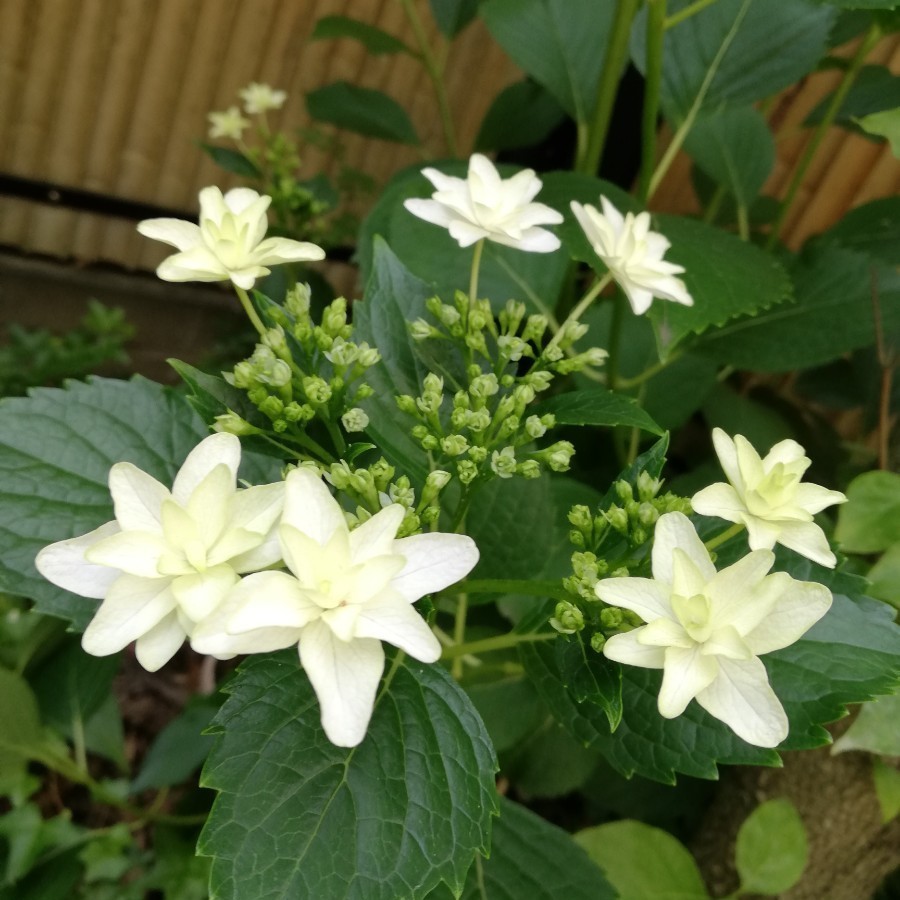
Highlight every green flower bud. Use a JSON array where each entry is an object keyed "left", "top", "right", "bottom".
[
  {"left": 258, "top": 396, "right": 284, "bottom": 419},
  {"left": 525, "top": 415, "right": 547, "bottom": 439},
  {"left": 467, "top": 445, "right": 488, "bottom": 464},
  {"left": 517, "top": 459, "right": 541, "bottom": 479},
  {"left": 247, "top": 386, "right": 267, "bottom": 406},
  {"left": 441, "top": 434, "right": 469, "bottom": 456},
  {"left": 231, "top": 361, "right": 256, "bottom": 389},
  {"left": 522, "top": 370, "right": 553, "bottom": 392},
  {"left": 262, "top": 326, "right": 289, "bottom": 356},
  {"left": 312, "top": 327, "right": 334, "bottom": 351},
  {"left": 494, "top": 395, "right": 516, "bottom": 420},
  {"left": 425, "top": 295, "right": 443, "bottom": 319},
  {"left": 416, "top": 391, "right": 443, "bottom": 415},
  {"left": 326, "top": 461, "right": 353, "bottom": 491},
  {"left": 521, "top": 314, "right": 548, "bottom": 345},
  {"left": 500, "top": 299, "right": 526, "bottom": 334},
  {"left": 261, "top": 359, "right": 293, "bottom": 388},
  {"left": 369, "top": 458, "right": 395, "bottom": 491},
  {"left": 497, "top": 335, "right": 529, "bottom": 361},
  {"left": 606, "top": 504, "right": 629, "bottom": 533},
  {"left": 341, "top": 408, "right": 369, "bottom": 432},
  {"left": 272, "top": 418, "right": 288, "bottom": 433},
  {"left": 637, "top": 470, "right": 662, "bottom": 502},
  {"left": 543, "top": 344, "right": 564, "bottom": 363},
  {"left": 568, "top": 505, "right": 593, "bottom": 531},
  {"left": 285, "top": 283, "right": 312, "bottom": 318},
  {"left": 551, "top": 601, "right": 584, "bottom": 634},
  {"left": 322, "top": 297, "right": 348, "bottom": 336},
  {"left": 355, "top": 384, "right": 375, "bottom": 400},
  {"left": 467, "top": 408, "right": 491, "bottom": 432},
  {"left": 600, "top": 607, "right": 624, "bottom": 629},
  {"left": 469, "top": 373, "right": 499, "bottom": 400},
  {"left": 457, "top": 460, "right": 479, "bottom": 485},
  {"left": 450, "top": 407, "right": 468, "bottom": 430},
  {"left": 500, "top": 373, "right": 515, "bottom": 388},
  {"left": 469, "top": 309, "right": 489, "bottom": 332},
  {"left": 491, "top": 446, "right": 517, "bottom": 478},
  {"left": 302, "top": 376, "right": 331, "bottom": 405},
  {"left": 631, "top": 526, "right": 648, "bottom": 545},
  {"left": 638, "top": 502, "right": 659, "bottom": 526},
  {"left": 420, "top": 505, "right": 440, "bottom": 526},
  {"left": 213, "top": 411, "right": 259, "bottom": 436},
  {"left": 409, "top": 318, "right": 437, "bottom": 341},
  {"left": 465, "top": 331, "right": 488, "bottom": 356},
  {"left": 325, "top": 338, "right": 358, "bottom": 368},
  {"left": 437, "top": 304, "right": 461, "bottom": 328},
  {"left": 497, "top": 415, "right": 519, "bottom": 440},
  {"left": 423, "top": 373, "right": 444, "bottom": 394},
  {"left": 569, "top": 529, "right": 586, "bottom": 548},
  {"left": 543, "top": 440, "right": 574, "bottom": 472},
  {"left": 356, "top": 344, "right": 381, "bottom": 368},
  {"left": 396, "top": 395, "right": 417, "bottom": 415},
  {"left": 590, "top": 632, "right": 607, "bottom": 653},
  {"left": 389, "top": 477, "right": 416, "bottom": 508},
  {"left": 421, "top": 469, "right": 452, "bottom": 505}
]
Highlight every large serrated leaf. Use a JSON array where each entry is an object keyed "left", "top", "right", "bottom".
[
  {"left": 820, "top": 196, "right": 900, "bottom": 267},
  {"left": 426, "top": 797, "right": 615, "bottom": 899},
  {"left": 0, "top": 377, "right": 206, "bottom": 630},
  {"left": 535, "top": 388, "right": 665, "bottom": 435},
  {"left": 199, "top": 651, "right": 498, "bottom": 900}
]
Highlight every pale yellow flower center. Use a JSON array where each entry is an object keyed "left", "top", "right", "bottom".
[{"left": 671, "top": 592, "right": 713, "bottom": 643}]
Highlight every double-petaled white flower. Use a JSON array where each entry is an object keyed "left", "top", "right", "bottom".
[
  {"left": 570, "top": 196, "right": 693, "bottom": 315},
  {"left": 239, "top": 82, "right": 287, "bottom": 114},
  {"left": 598, "top": 512, "right": 831, "bottom": 747},
  {"left": 692, "top": 429, "right": 847, "bottom": 568},
  {"left": 207, "top": 105, "right": 250, "bottom": 141},
  {"left": 192, "top": 468, "right": 479, "bottom": 747},
  {"left": 404, "top": 153, "right": 563, "bottom": 252},
  {"left": 35, "top": 434, "right": 285, "bottom": 672},
  {"left": 137, "top": 187, "right": 325, "bottom": 290}
]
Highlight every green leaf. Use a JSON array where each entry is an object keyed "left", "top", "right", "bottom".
[
  {"left": 481, "top": 0, "right": 615, "bottom": 122},
  {"left": 200, "top": 651, "right": 498, "bottom": 900},
  {"left": 869, "top": 542, "right": 900, "bottom": 606},
  {"left": 0, "top": 670, "right": 48, "bottom": 781},
  {"left": 857, "top": 106, "right": 900, "bottom": 155},
  {"left": 833, "top": 690, "right": 900, "bottom": 756},
  {"left": 199, "top": 143, "right": 261, "bottom": 178},
  {"left": 464, "top": 671, "right": 545, "bottom": 753},
  {"left": 427, "top": 796, "right": 615, "bottom": 900},
  {"left": 428, "top": 0, "right": 481, "bottom": 36},
  {"left": 311, "top": 15, "right": 413, "bottom": 54},
  {"left": 819, "top": 196, "right": 900, "bottom": 266},
  {"left": 873, "top": 759, "right": 900, "bottom": 823},
  {"left": 475, "top": 79, "right": 567, "bottom": 152},
  {"left": 535, "top": 388, "right": 664, "bottom": 435},
  {"left": 735, "top": 798, "right": 808, "bottom": 895},
  {"left": 683, "top": 106, "right": 774, "bottom": 206},
  {"left": 696, "top": 244, "right": 900, "bottom": 371},
  {"left": 647, "top": 214, "right": 793, "bottom": 353},
  {"left": 0, "top": 377, "right": 206, "bottom": 630},
  {"left": 701, "top": 382, "right": 795, "bottom": 452},
  {"left": 632, "top": 0, "right": 835, "bottom": 122},
  {"left": 835, "top": 470, "right": 900, "bottom": 553},
  {"left": 806, "top": 65, "right": 900, "bottom": 126},
  {"left": 307, "top": 82, "right": 420, "bottom": 144},
  {"left": 820, "top": 0, "right": 900, "bottom": 8},
  {"left": 575, "top": 820, "right": 710, "bottom": 900},
  {"left": 555, "top": 633, "right": 623, "bottom": 730}
]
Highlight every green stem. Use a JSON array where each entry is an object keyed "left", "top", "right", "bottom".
[
  {"left": 441, "top": 631, "right": 558, "bottom": 660},
  {"left": 456, "top": 578, "right": 573, "bottom": 603},
  {"left": 398, "top": 0, "right": 458, "bottom": 156},
  {"left": 469, "top": 239, "right": 484, "bottom": 312},
  {"left": 324, "top": 419, "right": 347, "bottom": 456},
  {"left": 625, "top": 383, "right": 647, "bottom": 464},
  {"left": 664, "top": 0, "right": 720, "bottom": 29},
  {"left": 576, "top": 0, "right": 641, "bottom": 174},
  {"left": 704, "top": 522, "right": 744, "bottom": 551},
  {"left": 766, "top": 23, "right": 881, "bottom": 250},
  {"left": 234, "top": 285, "right": 268, "bottom": 338},
  {"left": 606, "top": 294, "right": 626, "bottom": 391},
  {"left": 736, "top": 203, "right": 749, "bottom": 241},
  {"left": 648, "top": 0, "right": 752, "bottom": 200},
  {"left": 545, "top": 272, "right": 613, "bottom": 353},
  {"left": 616, "top": 349, "right": 683, "bottom": 389},
  {"left": 703, "top": 184, "right": 726, "bottom": 224},
  {"left": 638, "top": 0, "right": 667, "bottom": 202},
  {"left": 451, "top": 592, "right": 468, "bottom": 679}
]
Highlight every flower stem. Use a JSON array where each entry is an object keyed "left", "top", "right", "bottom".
[
  {"left": 469, "top": 238, "right": 484, "bottom": 312},
  {"left": 704, "top": 522, "right": 744, "bottom": 552},
  {"left": 456, "top": 578, "right": 573, "bottom": 603},
  {"left": 615, "top": 349, "right": 683, "bottom": 389},
  {"left": 664, "top": 0, "right": 720, "bottom": 29},
  {"left": 765, "top": 22, "right": 881, "bottom": 251},
  {"left": 545, "top": 272, "right": 613, "bottom": 354},
  {"left": 451, "top": 592, "right": 468, "bottom": 679},
  {"left": 637, "top": 0, "right": 667, "bottom": 203},
  {"left": 606, "top": 293, "right": 626, "bottom": 391},
  {"left": 577, "top": 0, "right": 642, "bottom": 174},
  {"left": 441, "top": 631, "right": 558, "bottom": 661},
  {"left": 234, "top": 285, "right": 268, "bottom": 338}
]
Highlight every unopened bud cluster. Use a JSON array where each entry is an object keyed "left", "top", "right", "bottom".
[{"left": 219, "top": 285, "right": 380, "bottom": 455}]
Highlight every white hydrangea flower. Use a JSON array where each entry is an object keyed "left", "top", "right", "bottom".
[
  {"left": 191, "top": 468, "right": 479, "bottom": 747},
  {"left": 404, "top": 153, "right": 563, "bottom": 252},
  {"left": 35, "top": 434, "right": 285, "bottom": 672},
  {"left": 137, "top": 187, "right": 325, "bottom": 290},
  {"left": 692, "top": 429, "right": 847, "bottom": 568},
  {"left": 239, "top": 82, "right": 287, "bottom": 114},
  {"left": 207, "top": 105, "right": 250, "bottom": 140},
  {"left": 598, "top": 512, "right": 832, "bottom": 747},
  {"left": 570, "top": 195, "right": 693, "bottom": 315}
]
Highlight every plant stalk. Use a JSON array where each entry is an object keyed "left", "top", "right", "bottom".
[
  {"left": 442, "top": 631, "right": 558, "bottom": 660},
  {"left": 638, "top": 0, "right": 667, "bottom": 202}
]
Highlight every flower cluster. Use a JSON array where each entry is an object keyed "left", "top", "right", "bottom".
[
  {"left": 36, "top": 435, "right": 478, "bottom": 747},
  {"left": 207, "top": 82, "right": 287, "bottom": 141}
]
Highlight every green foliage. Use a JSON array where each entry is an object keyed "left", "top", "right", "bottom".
[
  {"left": 535, "top": 388, "right": 664, "bottom": 435},
  {"left": 873, "top": 759, "right": 900, "bottom": 823},
  {"left": 818, "top": 196, "right": 900, "bottom": 266},
  {"left": 735, "top": 798, "right": 808, "bottom": 895},
  {"left": 199, "top": 143, "right": 261, "bottom": 178},
  {"left": 835, "top": 470, "right": 900, "bottom": 553},
  {"left": 311, "top": 15, "right": 413, "bottom": 55},
  {"left": 200, "top": 652, "right": 498, "bottom": 900},
  {"left": 833, "top": 690, "right": 900, "bottom": 756},
  {"left": 806, "top": 65, "right": 900, "bottom": 126},
  {"left": 428, "top": 0, "right": 481, "bottom": 37},
  {"left": 474, "top": 79, "right": 567, "bottom": 152},
  {"left": 307, "top": 82, "right": 420, "bottom": 144},
  {"left": 0, "top": 670, "right": 48, "bottom": 785},
  {"left": 857, "top": 106, "right": 900, "bottom": 155}
]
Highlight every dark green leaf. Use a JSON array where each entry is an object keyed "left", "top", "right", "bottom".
[
  {"left": 0, "top": 377, "right": 206, "bottom": 630},
  {"left": 427, "top": 796, "right": 615, "bottom": 900},
  {"left": 832, "top": 690, "right": 900, "bottom": 756},
  {"left": 311, "top": 15, "right": 412, "bottom": 55},
  {"left": 820, "top": 196, "right": 900, "bottom": 266},
  {"left": 806, "top": 65, "right": 900, "bottom": 125},
  {"left": 535, "top": 388, "right": 664, "bottom": 435},
  {"left": 735, "top": 799, "right": 808, "bottom": 895},
  {"left": 817, "top": 0, "right": 899, "bottom": 11},
  {"left": 475, "top": 79, "right": 567, "bottom": 152},
  {"left": 307, "top": 82, "right": 420, "bottom": 144},
  {"left": 464, "top": 671, "right": 545, "bottom": 753},
  {"left": 556, "top": 633, "right": 623, "bottom": 730},
  {"left": 684, "top": 106, "right": 774, "bottom": 206},
  {"left": 481, "top": 0, "right": 615, "bottom": 121},
  {"left": 200, "top": 143, "right": 261, "bottom": 178},
  {"left": 835, "top": 470, "right": 900, "bottom": 553},
  {"left": 200, "top": 651, "right": 498, "bottom": 900},
  {"left": 429, "top": 0, "right": 481, "bottom": 36},
  {"left": 701, "top": 382, "right": 795, "bottom": 451},
  {"left": 0, "top": 670, "right": 48, "bottom": 782}
]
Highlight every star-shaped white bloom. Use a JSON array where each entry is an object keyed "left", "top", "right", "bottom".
[
  {"left": 404, "top": 153, "right": 563, "bottom": 253},
  {"left": 207, "top": 105, "right": 250, "bottom": 140},
  {"left": 239, "top": 82, "right": 287, "bottom": 114},
  {"left": 192, "top": 468, "right": 479, "bottom": 747},
  {"left": 692, "top": 429, "right": 847, "bottom": 568},
  {"left": 570, "top": 196, "right": 693, "bottom": 315},
  {"left": 137, "top": 187, "right": 325, "bottom": 290},
  {"left": 35, "top": 434, "right": 285, "bottom": 672},
  {"left": 597, "top": 512, "right": 831, "bottom": 748}
]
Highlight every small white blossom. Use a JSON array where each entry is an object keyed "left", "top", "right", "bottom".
[
  {"left": 692, "top": 429, "right": 847, "bottom": 568},
  {"left": 191, "top": 469, "right": 479, "bottom": 747},
  {"left": 207, "top": 105, "right": 250, "bottom": 140},
  {"left": 35, "top": 434, "right": 285, "bottom": 672},
  {"left": 341, "top": 408, "right": 369, "bottom": 432},
  {"left": 138, "top": 187, "right": 325, "bottom": 290},
  {"left": 570, "top": 196, "right": 693, "bottom": 315},
  {"left": 598, "top": 512, "right": 831, "bottom": 747},
  {"left": 404, "top": 153, "right": 563, "bottom": 253},
  {"left": 239, "top": 82, "right": 287, "bottom": 114}
]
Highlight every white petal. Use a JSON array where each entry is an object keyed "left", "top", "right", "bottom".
[
  {"left": 349, "top": 505, "right": 405, "bottom": 563},
  {"left": 171, "top": 565, "right": 238, "bottom": 623},
  {"left": 637, "top": 617, "right": 693, "bottom": 648},
  {"left": 282, "top": 468, "right": 344, "bottom": 545},
  {"left": 227, "top": 532, "right": 284, "bottom": 573},
  {"left": 711, "top": 428, "right": 743, "bottom": 493},
  {"left": 35, "top": 521, "right": 122, "bottom": 599},
  {"left": 623, "top": 285, "right": 654, "bottom": 315},
  {"left": 390, "top": 533, "right": 479, "bottom": 603},
  {"left": 134, "top": 611, "right": 186, "bottom": 671},
  {"left": 706, "top": 550, "right": 775, "bottom": 634},
  {"left": 109, "top": 463, "right": 169, "bottom": 532},
  {"left": 651, "top": 512, "right": 715, "bottom": 585},
  {"left": 743, "top": 514, "right": 782, "bottom": 551},
  {"left": 223, "top": 187, "right": 270, "bottom": 217},
  {"left": 170, "top": 434, "right": 240, "bottom": 505},
  {"left": 690, "top": 482, "right": 746, "bottom": 524},
  {"left": 253, "top": 237, "right": 325, "bottom": 265},
  {"left": 403, "top": 198, "right": 456, "bottom": 229},
  {"left": 594, "top": 577, "right": 675, "bottom": 624},
  {"left": 744, "top": 578, "right": 832, "bottom": 655},
  {"left": 696, "top": 656, "right": 788, "bottom": 747},
  {"left": 734, "top": 434, "right": 765, "bottom": 489},
  {"left": 793, "top": 483, "right": 847, "bottom": 515},
  {"left": 156, "top": 247, "right": 229, "bottom": 283},
  {"left": 495, "top": 227, "right": 561, "bottom": 253},
  {"left": 448, "top": 219, "right": 489, "bottom": 247},
  {"left": 299, "top": 620, "right": 385, "bottom": 747},
  {"left": 658, "top": 645, "right": 718, "bottom": 718},
  {"left": 764, "top": 438, "right": 807, "bottom": 469},
  {"left": 774, "top": 519, "right": 837, "bottom": 568},
  {"left": 85, "top": 530, "right": 170, "bottom": 578},
  {"left": 81, "top": 574, "right": 177, "bottom": 656},
  {"left": 599, "top": 196, "right": 625, "bottom": 233},
  {"left": 136, "top": 218, "right": 202, "bottom": 251},
  {"left": 603, "top": 629, "right": 666, "bottom": 668},
  {"left": 354, "top": 597, "right": 441, "bottom": 662},
  {"left": 227, "top": 571, "right": 322, "bottom": 632},
  {"left": 198, "top": 186, "right": 227, "bottom": 223},
  {"left": 670, "top": 548, "right": 711, "bottom": 599},
  {"left": 186, "top": 463, "right": 234, "bottom": 548}
]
